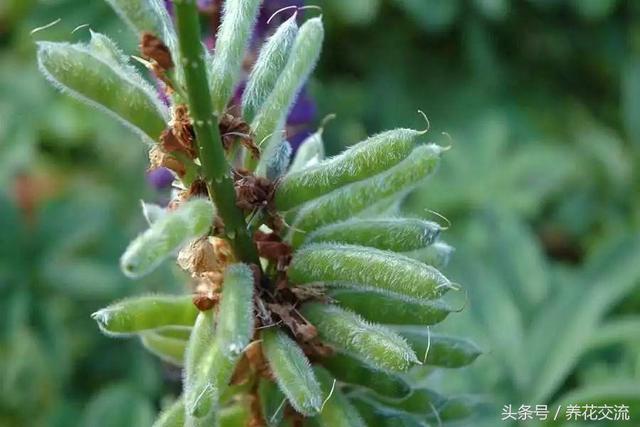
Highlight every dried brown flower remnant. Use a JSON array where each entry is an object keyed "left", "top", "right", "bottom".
[
  {"left": 149, "top": 145, "right": 186, "bottom": 177},
  {"left": 219, "top": 113, "right": 260, "bottom": 159},
  {"left": 160, "top": 104, "right": 196, "bottom": 158},
  {"left": 233, "top": 169, "right": 274, "bottom": 211},
  {"left": 140, "top": 32, "right": 174, "bottom": 71}
]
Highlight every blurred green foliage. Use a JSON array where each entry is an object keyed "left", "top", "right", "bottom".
[{"left": 2, "top": 0, "right": 640, "bottom": 426}]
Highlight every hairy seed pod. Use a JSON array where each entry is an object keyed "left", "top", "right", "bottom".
[
  {"left": 183, "top": 310, "right": 215, "bottom": 420},
  {"left": 276, "top": 129, "right": 424, "bottom": 211},
  {"left": 209, "top": 0, "right": 262, "bottom": 113},
  {"left": 322, "top": 351, "right": 411, "bottom": 398},
  {"left": 289, "top": 244, "right": 453, "bottom": 300},
  {"left": 313, "top": 367, "right": 367, "bottom": 427},
  {"left": 252, "top": 17, "right": 324, "bottom": 173},
  {"left": 105, "top": 0, "right": 174, "bottom": 42},
  {"left": 152, "top": 396, "right": 185, "bottom": 427},
  {"left": 120, "top": 198, "right": 215, "bottom": 278},
  {"left": 187, "top": 264, "right": 255, "bottom": 419},
  {"left": 349, "top": 395, "right": 425, "bottom": 427},
  {"left": 288, "top": 126, "right": 326, "bottom": 173},
  {"left": 403, "top": 241, "right": 454, "bottom": 269},
  {"left": 289, "top": 145, "right": 443, "bottom": 239},
  {"left": 264, "top": 139, "right": 292, "bottom": 180},
  {"left": 140, "top": 332, "right": 186, "bottom": 366},
  {"left": 261, "top": 328, "right": 322, "bottom": 416},
  {"left": 378, "top": 387, "right": 447, "bottom": 415},
  {"left": 395, "top": 328, "right": 482, "bottom": 368},
  {"left": 242, "top": 14, "right": 299, "bottom": 122},
  {"left": 215, "top": 264, "right": 255, "bottom": 356},
  {"left": 91, "top": 295, "right": 198, "bottom": 336},
  {"left": 301, "top": 303, "right": 418, "bottom": 372},
  {"left": 304, "top": 218, "right": 441, "bottom": 252},
  {"left": 37, "top": 40, "right": 168, "bottom": 144},
  {"left": 329, "top": 288, "right": 452, "bottom": 326},
  {"left": 258, "top": 379, "right": 286, "bottom": 427}
]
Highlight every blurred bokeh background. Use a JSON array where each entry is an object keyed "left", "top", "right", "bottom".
[{"left": 1, "top": 0, "right": 639, "bottom": 426}]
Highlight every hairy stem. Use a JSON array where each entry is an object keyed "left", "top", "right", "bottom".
[{"left": 173, "top": 0, "right": 259, "bottom": 265}]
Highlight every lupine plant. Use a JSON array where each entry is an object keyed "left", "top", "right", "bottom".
[{"left": 37, "top": 0, "right": 480, "bottom": 425}]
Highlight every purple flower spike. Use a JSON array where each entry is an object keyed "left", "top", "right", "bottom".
[
  {"left": 147, "top": 167, "right": 175, "bottom": 190},
  {"left": 287, "top": 88, "right": 316, "bottom": 125}
]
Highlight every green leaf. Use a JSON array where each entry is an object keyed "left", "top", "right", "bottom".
[
  {"left": 37, "top": 38, "right": 168, "bottom": 144},
  {"left": 80, "top": 383, "right": 154, "bottom": 427},
  {"left": 588, "top": 316, "right": 640, "bottom": 350}
]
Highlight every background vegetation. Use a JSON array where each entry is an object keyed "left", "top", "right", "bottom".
[{"left": 1, "top": 0, "right": 638, "bottom": 425}]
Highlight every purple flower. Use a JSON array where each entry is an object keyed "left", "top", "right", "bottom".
[
  {"left": 147, "top": 167, "right": 175, "bottom": 190},
  {"left": 287, "top": 88, "right": 316, "bottom": 126}
]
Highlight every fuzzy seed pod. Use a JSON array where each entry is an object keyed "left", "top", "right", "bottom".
[
  {"left": 252, "top": 17, "right": 324, "bottom": 174},
  {"left": 209, "top": 0, "right": 262, "bottom": 113},
  {"left": 289, "top": 144, "right": 443, "bottom": 240},
  {"left": 261, "top": 328, "right": 323, "bottom": 416},
  {"left": 403, "top": 241, "right": 455, "bottom": 269},
  {"left": 303, "top": 218, "right": 441, "bottom": 252},
  {"left": 395, "top": 327, "right": 482, "bottom": 368},
  {"left": 105, "top": 0, "right": 174, "bottom": 42},
  {"left": 300, "top": 303, "right": 419, "bottom": 372},
  {"left": 312, "top": 367, "right": 367, "bottom": 427},
  {"left": 152, "top": 396, "right": 185, "bottom": 427},
  {"left": 322, "top": 351, "right": 411, "bottom": 398},
  {"left": 328, "top": 288, "right": 452, "bottom": 326},
  {"left": 276, "top": 129, "right": 424, "bottom": 211},
  {"left": 140, "top": 332, "right": 186, "bottom": 366},
  {"left": 91, "top": 295, "right": 198, "bottom": 336},
  {"left": 258, "top": 378, "right": 286, "bottom": 427},
  {"left": 186, "top": 263, "right": 255, "bottom": 419},
  {"left": 120, "top": 198, "right": 215, "bottom": 278},
  {"left": 349, "top": 394, "right": 425, "bottom": 427},
  {"left": 288, "top": 126, "right": 326, "bottom": 173},
  {"left": 289, "top": 244, "right": 453, "bottom": 300},
  {"left": 37, "top": 38, "right": 168, "bottom": 144},
  {"left": 242, "top": 14, "right": 299, "bottom": 122}
]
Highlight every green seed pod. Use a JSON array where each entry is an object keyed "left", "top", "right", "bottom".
[
  {"left": 140, "top": 332, "right": 186, "bottom": 366},
  {"left": 105, "top": 0, "right": 174, "bottom": 41},
  {"left": 215, "top": 264, "right": 255, "bottom": 356},
  {"left": 152, "top": 397, "right": 185, "bottom": 427},
  {"left": 37, "top": 40, "right": 168, "bottom": 144},
  {"left": 289, "top": 244, "right": 453, "bottom": 300},
  {"left": 264, "top": 139, "right": 292, "bottom": 180},
  {"left": 252, "top": 17, "right": 324, "bottom": 173},
  {"left": 304, "top": 218, "right": 441, "bottom": 252},
  {"left": 403, "top": 241, "right": 454, "bottom": 269},
  {"left": 91, "top": 295, "right": 198, "bottom": 336},
  {"left": 395, "top": 328, "right": 482, "bottom": 368},
  {"left": 276, "top": 129, "right": 424, "bottom": 212},
  {"left": 261, "top": 328, "right": 322, "bottom": 416},
  {"left": 378, "top": 387, "right": 447, "bottom": 415},
  {"left": 300, "top": 303, "right": 418, "bottom": 372},
  {"left": 120, "top": 198, "right": 215, "bottom": 278},
  {"left": 349, "top": 395, "right": 426, "bottom": 427},
  {"left": 183, "top": 310, "right": 215, "bottom": 421},
  {"left": 258, "top": 379, "right": 286, "bottom": 426},
  {"left": 289, "top": 144, "right": 443, "bottom": 239},
  {"left": 209, "top": 0, "right": 262, "bottom": 113},
  {"left": 288, "top": 126, "right": 326, "bottom": 173},
  {"left": 329, "top": 288, "right": 452, "bottom": 326},
  {"left": 187, "top": 264, "right": 255, "bottom": 419},
  {"left": 313, "top": 367, "right": 367, "bottom": 427},
  {"left": 322, "top": 351, "right": 411, "bottom": 398},
  {"left": 242, "top": 14, "right": 299, "bottom": 122}
]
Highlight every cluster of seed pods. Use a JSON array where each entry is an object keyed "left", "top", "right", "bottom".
[{"left": 37, "top": 0, "right": 481, "bottom": 426}]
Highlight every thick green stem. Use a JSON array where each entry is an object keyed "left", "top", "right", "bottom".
[{"left": 173, "top": 0, "right": 259, "bottom": 265}]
